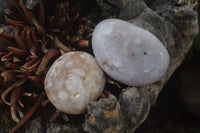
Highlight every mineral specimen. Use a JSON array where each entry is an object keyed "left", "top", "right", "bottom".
[
  {"left": 44, "top": 51, "right": 105, "bottom": 114},
  {"left": 92, "top": 19, "right": 170, "bottom": 86}
]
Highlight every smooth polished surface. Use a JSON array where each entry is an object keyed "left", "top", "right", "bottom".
[
  {"left": 92, "top": 19, "right": 170, "bottom": 86},
  {"left": 44, "top": 51, "right": 105, "bottom": 114}
]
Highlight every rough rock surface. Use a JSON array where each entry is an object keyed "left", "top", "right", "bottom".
[
  {"left": 84, "top": 88, "right": 150, "bottom": 133},
  {"left": 46, "top": 123, "right": 81, "bottom": 133},
  {"left": 0, "top": 0, "right": 199, "bottom": 133},
  {"left": 118, "top": 87, "right": 150, "bottom": 133},
  {"left": 85, "top": 0, "right": 199, "bottom": 132},
  {"left": 24, "top": 117, "right": 43, "bottom": 133},
  {"left": 84, "top": 95, "right": 122, "bottom": 133}
]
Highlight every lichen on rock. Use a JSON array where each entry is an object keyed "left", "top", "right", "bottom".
[
  {"left": 119, "top": 87, "right": 150, "bottom": 133},
  {"left": 84, "top": 95, "right": 122, "bottom": 133}
]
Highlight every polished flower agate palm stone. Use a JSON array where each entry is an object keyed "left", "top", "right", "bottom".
[
  {"left": 44, "top": 51, "right": 105, "bottom": 114},
  {"left": 92, "top": 19, "right": 170, "bottom": 86}
]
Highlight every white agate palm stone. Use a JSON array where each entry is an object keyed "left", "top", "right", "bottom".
[
  {"left": 92, "top": 19, "right": 170, "bottom": 86},
  {"left": 44, "top": 51, "right": 105, "bottom": 114}
]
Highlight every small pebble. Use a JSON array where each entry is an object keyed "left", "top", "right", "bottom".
[
  {"left": 44, "top": 51, "right": 105, "bottom": 114},
  {"left": 92, "top": 19, "right": 170, "bottom": 86}
]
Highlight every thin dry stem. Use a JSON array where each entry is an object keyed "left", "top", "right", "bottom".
[
  {"left": 1, "top": 79, "right": 26, "bottom": 105},
  {"left": 11, "top": 84, "right": 25, "bottom": 122},
  {"left": 36, "top": 48, "right": 59, "bottom": 75},
  {"left": 54, "top": 37, "right": 71, "bottom": 52},
  {"left": 9, "top": 93, "right": 45, "bottom": 133},
  {"left": 15, "top": 28, "right": 27, "bottom": 49}
]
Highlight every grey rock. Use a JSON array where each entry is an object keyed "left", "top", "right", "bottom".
[
  {"left": 98, "top": 0, "right": 146, "bottom": 19},
  {"left": 84, "top": 88, "right": 150, "bottom": 133},
  {"left": 141, "top": 80, "right": 165, "bottom": 105},
  {"left": 24, "top": 117, "right": 43, "bottom": 133},
  {"left": 46, "top": 123, "right": 81, "bottom": 133},
  {"left": 92, "top": 0, "right": 199, "bottom": 132},
  {"left": 119, "top": 87, "right": 150, "bottom": 133},
  {"left": 84, "top": 95, "right": 122, "bottom": 133},
  {"left": 96, "top": 0, "right": 119, "bottom": 18}
]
